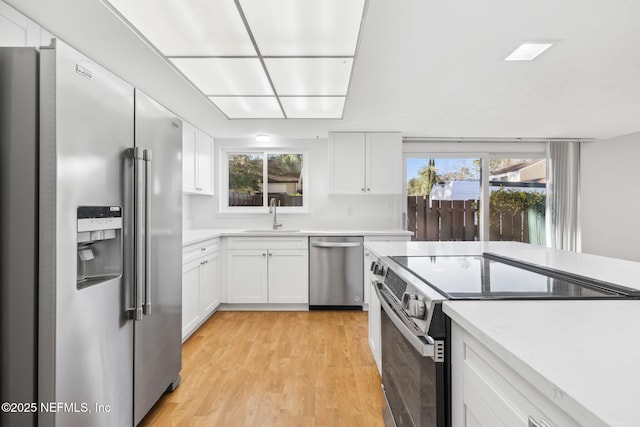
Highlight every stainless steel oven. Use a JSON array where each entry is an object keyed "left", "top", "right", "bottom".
[
  {"left": 379, "top": 303, "right": 448, "bottom": 427},
  {"left": 372, "top": 260, "right": 449, "bottom": 427},
  {"left": 372, "top": 252, "right": 639, "bottom": 427}
]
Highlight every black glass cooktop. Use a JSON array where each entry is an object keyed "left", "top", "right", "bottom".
[{"left": 390, "top": 253, "right": 638, "bottom": 300}]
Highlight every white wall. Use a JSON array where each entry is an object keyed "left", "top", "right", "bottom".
[
  {"left": 185, "top": 138, "right": 402, "bottom": 230},
  {"left": 581, "top": 132, "right": 640, "bottom": 261}
]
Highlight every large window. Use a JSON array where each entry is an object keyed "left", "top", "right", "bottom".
[
  {"left": 224, "top": 150, "right": 306, "bottom": 211},
  {"left": 403, "top": 143, "right": 547, "bottom": 245},
  {"left": 489, "top": 158, "right": 546, "bottom": 245},
  {"left": 407, "top": 157, "right": 480, "bottom": 240}
]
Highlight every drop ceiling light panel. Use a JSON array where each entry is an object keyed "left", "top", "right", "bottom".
[
  {"left": 106, "top": 0, "right": 256, "bottom": 56},
  {"left": 108, "top": 0, "right": 367, "bottom": 119},
  {"left": 170, "top": 58, "right": 273, "bottom": 96},
  {"left": 280, "top": 97, "right": 345, "bottom": 119},
  {"left": 210, "top": 97, "right": 284, "bottom": 119},
  {"left": 265, "top": 58, "right": 353, "bottom": 95},
  {"left": 240, "top": 0, "right": 366, "bottom": 56}
]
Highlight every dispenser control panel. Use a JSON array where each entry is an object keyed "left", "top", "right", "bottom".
[
  {"left": 77, "top": 206, "right": 123, "bottom": 287},
  {"left": 77, "top": 206, "right": 122, "bottom": 235}
]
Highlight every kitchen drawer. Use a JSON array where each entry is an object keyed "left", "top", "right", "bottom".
[
  {"left": 226, "top": 236, "right": 308, "bottom": 250},
  {"left": 182, "top": 238, "right": 219, "bottom": 264}
]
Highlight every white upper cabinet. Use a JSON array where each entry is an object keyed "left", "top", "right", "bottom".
[
  {"left": 182, "top": 121, "right": 197, "bottom": 193},
  {"left": 182, "top": 121, "right": 214, "bottom": 195},
  {"left": 365, "top": 133, "right": 402, "bottom": 194},
  {"left": 196, "top": 131, "right": 214, "bottom": 194},
  {"left": 328, "top": 132, "right": 367, "bottom": 194},
  {"left": 328, "top": 132, "right": 402, "bottom": 194},
  {"left": 0, "top": 2, "right": 53, "bottom": 47}
]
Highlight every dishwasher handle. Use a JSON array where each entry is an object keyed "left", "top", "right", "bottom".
[{"left": 311, "top": 241, "right": 362, "bottom": 248}]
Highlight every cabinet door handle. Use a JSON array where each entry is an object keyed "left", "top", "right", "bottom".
[
  {"left": 361, "top": 187, "right": 365, "bottom": 192},
  {"left": 366, "top": 188, "right": 370, "bottom": 191},
  {"left": 268, "top": 252, "right": 272, "bottom": 257},
  {"left": 262, "top": 252, "right": 267, "bottom": 256}
]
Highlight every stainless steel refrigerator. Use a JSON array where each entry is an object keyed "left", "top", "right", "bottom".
[{"left": 0, "top": 40, "right": 182, "bottom": 426}]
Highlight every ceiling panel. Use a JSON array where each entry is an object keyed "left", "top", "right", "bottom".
[
  {"left": 265, "top": 58, "right": 353, "bottom": 95},
  {"left": 210, "top": 96, "right": 284, "bottom": 119},
  {"left": 170, "top": 58, "right": 273, "bottom": 96},
  {"left": 240, "top": 0, "right": 366, "bottom": 56},
  {"left": 106, "top": 0, "right": 256, "bottom": 56},
  {"left": 280, "top": 97, "right": 345, "bottom": 119}
]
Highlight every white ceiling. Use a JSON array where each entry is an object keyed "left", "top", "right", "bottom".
[{"left": 7, "top": 0, "right": 640, "bottom": 140}]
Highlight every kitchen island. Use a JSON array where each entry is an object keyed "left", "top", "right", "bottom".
[{"left": 364, "top": 241, "right": 640, "bottom": 427}]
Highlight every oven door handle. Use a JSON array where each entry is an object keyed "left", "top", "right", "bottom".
[{"left": 374, "top": 282, "right": 436, "bottom": 358}]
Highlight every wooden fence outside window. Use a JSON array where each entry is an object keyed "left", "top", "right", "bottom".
[{"left": 406, "top": 196, "right": 545, "bottom": 244}]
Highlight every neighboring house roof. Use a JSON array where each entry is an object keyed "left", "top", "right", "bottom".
[
  {"left": 490, "top": 160, "right": 541, "bottom": 176},
  {"left": 267, "top": 174, "right": 300, "bottom": 183}
]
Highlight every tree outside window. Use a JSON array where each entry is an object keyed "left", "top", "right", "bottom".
[{"left": 227, "top": 151, "right": 304, "bottom": 209}]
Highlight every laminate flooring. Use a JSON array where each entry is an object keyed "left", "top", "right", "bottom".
[{"left": 139, "top": 311, "right": 385, "bottom": 427}]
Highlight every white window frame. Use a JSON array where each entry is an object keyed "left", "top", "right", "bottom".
[
  {"left": 402, "top": 141, "right": 547, "bottom": 241},
  {"left": 220, "top": 147, "right": 309, "bottom": 213}
]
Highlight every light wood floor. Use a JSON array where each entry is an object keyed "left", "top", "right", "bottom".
[{"left": 139, "top": 311, "right": 385, "bottom": 427}]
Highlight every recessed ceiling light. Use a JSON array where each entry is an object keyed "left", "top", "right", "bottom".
[
  {"left": 256, "top": 134, "right": 271, "bottom": 142},
  {"left": 505, "top": 43, "right": 553, "bottom": 61}
]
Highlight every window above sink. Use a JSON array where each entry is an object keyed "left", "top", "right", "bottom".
[{"left": 221, "top": 148, "right": 308, "bottom": 213}]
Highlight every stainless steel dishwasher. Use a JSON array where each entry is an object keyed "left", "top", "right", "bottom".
[{"left": 309, "top": 236, "right": 364, "bottom": 309}]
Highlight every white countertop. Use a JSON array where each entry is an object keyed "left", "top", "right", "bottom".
[
  {"left": 365, "top": 240, "right": 640, "bottom": 426},
  {"left": 183, "top": 228, "right": 412, "bottom": 246},
  {"left": 443, "top": 300, "right": 640, "bottom": 427}
]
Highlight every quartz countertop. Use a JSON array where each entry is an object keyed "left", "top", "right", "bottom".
[
  {"left": 443, "top": 300, "right": 640, "bottom": 427},
  {"left": 183, "top": 228, "right": 412, "bottom": 246},
  {"left": 364, "top": 240, "right": 640, "bottom": 426}
]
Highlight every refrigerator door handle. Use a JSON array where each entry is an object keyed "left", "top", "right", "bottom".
[
  {"left": 128, "top": 147, "right": 145, "bottom": 321},
  {"left": 143, "top": 148, "right": 152, "bottom": 315}
]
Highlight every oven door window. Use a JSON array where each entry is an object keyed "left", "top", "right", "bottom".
[{"left": 381, "top": 308, "right": 444, "bottom": 427}]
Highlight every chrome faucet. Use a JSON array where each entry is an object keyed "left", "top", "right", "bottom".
[{"left": 269, "top": 197, "right": 282, "bottom": 230}]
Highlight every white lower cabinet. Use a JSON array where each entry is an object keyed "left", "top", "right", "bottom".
[
  {"left": 227, "top": 237, "right": 308, "bottom": 305},
  {"left": 181, "top": 238, "right": 220, "bottom": 341},
  {"left": 267, "top": 250, "right": 309, "bottom": 303},
  {"left": 199, "top": 251, "right": 220, "bottom": 314},
  {"left": 451, "top": 321, "right": 581, "bottom": 427},
  {"left": 365, "top": 249, "right": 382, "bottom": 374},
  {"left": 368, "top": 279, "right": 382, "bottom": 375},
  {"left": 227, "top": 250, "right": 268, "bottom": 303},
  {"left": 181, "top": 260, "right": 201, "bottom": 339}
]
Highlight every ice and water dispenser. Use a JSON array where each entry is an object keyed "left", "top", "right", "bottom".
[{"left": 77, "top": 206, "right": 123, "bottom": 288}]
